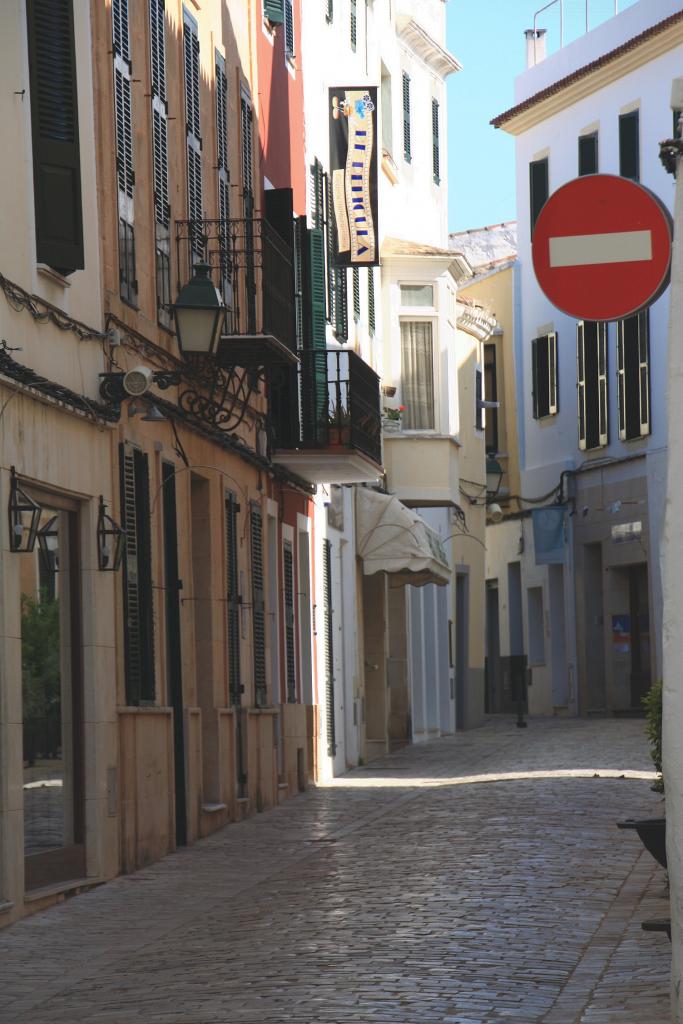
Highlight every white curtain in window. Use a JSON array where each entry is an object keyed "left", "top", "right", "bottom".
[{"left": 401, "top": 321, "right": 434, "bottom": 429}]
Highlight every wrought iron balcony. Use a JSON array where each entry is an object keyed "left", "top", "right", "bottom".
[
  {"left": 271, "top": 349, "right": 383, "bottom": 484},
  {"left": 175, "top": 217, "right": 298, "bottom": 367}
]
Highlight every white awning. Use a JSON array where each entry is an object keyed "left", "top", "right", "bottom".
[{"left": 355, "top": 489, "right": 450, "bottom": 588}]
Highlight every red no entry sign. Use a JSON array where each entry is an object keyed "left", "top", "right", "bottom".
[{"left": 532, "top": 174, "right": 672, "bottom": 321}]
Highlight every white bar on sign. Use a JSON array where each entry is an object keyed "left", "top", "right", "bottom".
[{"left": 549, "top": 230, "right": 652, "bottom": 268}]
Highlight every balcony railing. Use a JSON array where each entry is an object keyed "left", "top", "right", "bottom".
[
  {"left": 175, "top": 217, "right": 297, "bottom": 366},
  {"left": 273, "top": 349, "right": 382, "bottom": 466}
]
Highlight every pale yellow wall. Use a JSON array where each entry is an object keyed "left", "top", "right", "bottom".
[{"left": 458, "top": 266, "right": 521, "bottom": 506}]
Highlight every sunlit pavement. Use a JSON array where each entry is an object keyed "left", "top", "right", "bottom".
[{"left": 0, "top": 718, "right": 670, "bottom": 1024}]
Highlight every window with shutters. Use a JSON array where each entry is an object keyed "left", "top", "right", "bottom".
[
  {"left": 250, "top": 503, "right": 267, "bottom": 708},
  {"left": 26, "top": 0, "right": 84, "bottom": 275},
  {"left": 284, "top": 0, "right": 295, "bottom": 60},
  {"left": 283, "top": 541, "right": 296, "bottom": 703},
  {"left": 350, "top": 0, "right": 357, "bottom": 51},
  {"left": 150, "top": 0, "right": 170, "bottom": 325},
  {"left": 475, "top": 365, "right": 484, "bottom": 431},
  {"left": 215, "top": 52, "right": 231, "bottom": 306},
  {"left": 432, "top": 99, "right": 440, "bottom": 184},
  {"left": 577, "top": 321, "right": 608, "bottom": 451},
  {"left": 112, "top": 0, "right": 136, "bottom": 302},
  {"left": 183, "top": 10, "right": 203, "bottom": 257},
  {"left": 578, "top": 132, "right": 598, "bottom": 176},
  {"left": 119, "top": 444, "right": 155, "bottom": 706},
  {"left": 263, "top": 0, "right": 284, "bottom": 25},
  {"left": 352, "top": 268, "right": 360, "bottom": 323},
  {"left": 529, "top": 157, "right": 548, "bottom": 237},
  {"left": 225, "top": 493, "right": 242, "bottom": 706},
  {"left": 617, "top": 312, "right": 650, "bottom": 441},
  {"left": 323, "top": 540, "right": 336, "bottom": 756},
  {"left": 241, "top": 93, "right": 254, "bottom": 214},
  {"left": 334, "top": 270, "right": 348, "bottom": 340},
  {"left": 368, "top": 267, "right": 376, "bottom": 336},
  {"left": 531, "top": 333, "right": 558, "bottom": 419},
  {"left": 484, "top": 343, "right": 498, "bottom": 454},
  {"left": 619, "top": 110, "right": 639, "bottom": 181},
  {"left": 402, "top": 72, "right": 411, "bottom": 162}
]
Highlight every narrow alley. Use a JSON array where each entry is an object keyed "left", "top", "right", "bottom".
[{"left": 0, "top": 718, "right": 669, "bottom": 1024}]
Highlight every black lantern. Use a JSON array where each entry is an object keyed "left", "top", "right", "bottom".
[
  {"left": 172, "top": 261, "right": 225, "bottom": 358},
  {"left": 37, "top": 514, "right": 60, "bottom": 572},
  {"left": 485, "top": 456, "right": 504, "bottom": 498},
  {"left": 8, "top": 467, "right": 42, "bottom": 553},
  {"left": 97, "top": 496, "right": 125, "bottom": 571}
]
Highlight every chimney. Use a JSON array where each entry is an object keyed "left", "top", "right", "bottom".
[{"left": 524, "top": 28, "right": 547, "bottom": 68}]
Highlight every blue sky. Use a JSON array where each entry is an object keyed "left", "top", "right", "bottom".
[{"left": 446, "top": 0, "right": 639, "bottom": 233}]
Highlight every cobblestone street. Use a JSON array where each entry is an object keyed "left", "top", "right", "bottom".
[{"left": 0, "top": 719, "right": 670, "bottom": 1024}]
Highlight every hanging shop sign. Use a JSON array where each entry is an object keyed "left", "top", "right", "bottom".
[
  {"left": 532, "top": 175, "right": 672, "bottom": 321},
  {"left": 329, "top": 86, "right": 379, "bottom": 267}
]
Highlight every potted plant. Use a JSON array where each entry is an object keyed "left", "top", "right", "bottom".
[
  {"left": 382, "top": 404, "right": 405, "bottom": 431},
  {"left": 327, "top": 404, "right": 351, "bottom": 446},
  {"left": 617, "top": 680, "right": 666, "bottom": 869}
]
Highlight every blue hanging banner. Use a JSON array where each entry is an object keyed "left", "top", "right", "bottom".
[{"left": 532, "top": 506, "right": 567, "bottom": 564}]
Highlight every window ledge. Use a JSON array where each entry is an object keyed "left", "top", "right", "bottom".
[{"left": 37, "top": 264, "right": 71, "bottom": 288}]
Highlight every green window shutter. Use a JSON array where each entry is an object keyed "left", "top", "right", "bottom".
[
  {"left": 598, "top": 322, "right": 608, "bottom": 447},
  {"left": 304, "top": 227, "right": 326, "bottom": 349},
  {"left": 619, "top": 111, "right": 639, "bottom": 181},
  {"left": 326, "top": 0, "right": 333, "bottom": 23},
  {"left": 368, "top": 267, "right": 375, "bottom": 336},
  {"left": 250, "top": 502, "right": 267, "bottom": 708},
  {"left": 352, "top": 267, "right": 360, "bottom": 322},
  {"left": 264, "top": 0, "right": 284, "bottom": 25},
  {"left": 402, "top": 72, "right": 411, "bottom": 162},
  {"left": 529, "top": 157, "right": 548, "bottom": 237},
  {"left": 284, "top": 0, "right": 295, "bottom": 57},
  {"left": 26, "top": 0, "right": 84, "bottom": 275},
  {"left": 350, "top": 0, "right": 357, "bottom": 50},
  {"left": 120, "top": 444, "right": 155, "bottom": 706},
  {"left": 334, "top": 269, "right": 348, "bottom": 340},
  {"left": 432, "top": 98, "right": 440, "bottom": 183}
]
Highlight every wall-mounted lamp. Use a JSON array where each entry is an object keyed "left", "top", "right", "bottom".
[
  {"left": 8, "top": 466, "right": 41, "bottom": 553},
  {"left": 97, "top": 496, "right": 125, "bottom": 571},
  {"left": 37, "top": 514, "right": 59, "bottom": 572},
  {"left": 485, "top": 456, "right": 504, "bottom": 499}
]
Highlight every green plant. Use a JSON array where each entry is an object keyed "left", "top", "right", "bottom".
[{"left": 642, "top": 679, "right": 663, "bottom": 793}]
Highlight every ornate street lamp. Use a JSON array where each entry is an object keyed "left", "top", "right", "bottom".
[
  {"left": 485, "top": 456, "right": 504, "bottom": 499},
  {"left": 97, "top": 496, "right": 125, "bottom": 571},
  {"left": 172, "top": 261, "right": 225, "bottom": 358},
  {"left": 8, "top": 467, "right": 42, "bottom": 553}
]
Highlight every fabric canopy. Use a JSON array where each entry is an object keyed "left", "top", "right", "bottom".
[{"left": 355, "top": 488, "right": 450, "bottom": 588}]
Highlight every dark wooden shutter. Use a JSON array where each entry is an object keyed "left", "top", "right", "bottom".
[
  {"left": 323, "top": 540, "right": 336, "bottom": 756},
  {"left": 241, "top": 96, "right": 254, "bottom": 207},
  {"left": 215, "top": 56, "right": 229, "bottom": 176},
  {"left": 112, "top": 0, "right": 130, "bottom": 62},
  {"left": 531, "top": 336, "right": 540, "bottom": 420},
  {"left": 350, "top": 0, "right": 357, "bottom": 50},
  {"left": 284, "top": 0, "right": 295, "bottom": 58},
  {"left": 352, "top": 268, "right": 360, "bottom": 322},
  {"left": 475, "top": 366, "right": 484, "bottom": 431},
  {"left": 432, "top": 99, "right": 440, "bottom": 183},
  {"left": 638, "top": 311, "right": 650, "bottom": 437},
  {"left": 215, "top": 51, "right": 230, "bottom": 295},
  {"left": 598, "top": 323, "right": 608, "bottom": 447},
  {"left": 150, "top": 0, "right": 166, "bottom": 102},
  {"left": 617, "top": 321, "right": 626, "bottom": 440},
  {"left": 115, "top": 69, "right": 134, "bottom": 199},
  {"left": 120, "top": 444, "right": 155, "bottom": 705},
  {"left": 578, "top": 132, "right": 598, "bottom": 176},
  {"left": 402, "top": 72, "right": 411, "bottom": 162},
  {"left": 529, "top": 157, "right": 548, "bottom": 236},
  {"left": 26, "top": 0, "right": 84, "bottom": 274},
  {"left": 532, "top": 334, "right": 556, "bottom": 419},
  {"left": 263, "top": 0, "right": 284, "bottom": 24},
  {"left": 283, "top": 541, "right": 296, "bottom": 703},
  {"left": 225, "top": 493, "right": 242, "bottom": 706},
  {"left": 152, "top": 109, "right": 169, "bottom": 229},
  {"left": 368, "top": 267, "right": 375, "bottom": 336},
  {"left": 577, "top": 322, "right": 587, "bottom": 449},
  {"left": 334, "top": 270, "right": 348, "bottom": 340},
  {"left": 619, "top": 111, "right": 639, "bottom": 181},
  {"left": 548, "top": 332, "right": 558, "bottom": 415},
  {"left": 184, "top": 12, "right": 202, "bottom": 249},
  {"left": 250, "top": 503, "right": 267, "bottom": 707},
  {"left": 618, "top": 314, "right": 649, "bottom": 440}
]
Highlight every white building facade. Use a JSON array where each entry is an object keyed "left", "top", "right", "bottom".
[{"left": 490, "top": 0, "right": 682, "bottom": 717}]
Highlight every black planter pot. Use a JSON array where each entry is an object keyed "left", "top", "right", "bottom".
[{"left": 617, "top": 817, "right": 667, "bottom": 869}]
